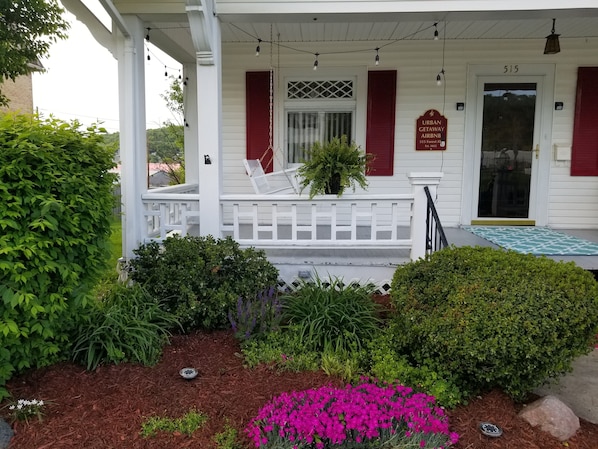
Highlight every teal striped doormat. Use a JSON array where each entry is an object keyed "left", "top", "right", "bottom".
[{"left": 463, "top": 226, "right": 598, "bottom": 255}]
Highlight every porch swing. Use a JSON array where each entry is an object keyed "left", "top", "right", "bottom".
[{"left": 243, "top": 32, "right": 300, "bottom": 195}]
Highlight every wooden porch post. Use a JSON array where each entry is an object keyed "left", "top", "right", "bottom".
[
  {"left": 408, "top": 172, "right": 444, "bottom": 261},
  {"left": 187, "top": 0, "right": 222, "bottom": 237},
  {"left": 116, "top": 16, "right": 147, "bottom": 259}
]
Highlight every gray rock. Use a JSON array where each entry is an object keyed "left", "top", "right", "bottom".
[
  {"left": 0, "top": 418, "right": 13, "bottom": 449},
  {"left": 518, "top": 395, "right": 580, "bottom": 441}
]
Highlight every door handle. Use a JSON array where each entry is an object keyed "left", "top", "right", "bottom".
[{"left": 533, "top": 144, "right": 540, "bottom": 159}]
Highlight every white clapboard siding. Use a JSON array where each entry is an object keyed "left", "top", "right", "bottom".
[{"left": 221, "top": 37, "right": 598, "bottom": 229}]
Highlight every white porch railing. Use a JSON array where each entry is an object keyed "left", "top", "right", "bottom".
[
  {"left": 220, "top": 194, "right": 414, "bottom": 249},
  {"left": 139, "top": 173, "right": 443, "bottom": 260},
  {"left": 141, "top": 183, "right": 200, "bottom": 242}
]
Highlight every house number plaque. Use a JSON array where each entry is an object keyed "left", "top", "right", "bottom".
[{"left": 416, "top": 109, "right": 447, "bottom": 151}]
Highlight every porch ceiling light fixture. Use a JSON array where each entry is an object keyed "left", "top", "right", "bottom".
[
  {"left": 543, "top": 18, "right": 560, "bottom": 55},
  {"left": 374, "top": 48, "right": 380, "bottom": 66}
]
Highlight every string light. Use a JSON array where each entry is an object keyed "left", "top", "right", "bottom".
[
  {"left": 433, "top": 23, "right": 439, "bottom": 40},
  {"left": 164, "top": 65, "right": 168, "bottom": 77},
  {"left": 436, "top": 69, "right": 445, "bottom": 86},
  {"left": 255, "top": 38, "right": 262, "bottom": 57},
  {"left": 313, "top": 53, "right": 319, "bottom": 70},
  {"left": 183, "top": 77, "right": 188, "bottom": 86},
  {"left": 178, "top": 70, "right": 182, "bottom": 80},
  {"left": 374, "top": 48, "right": 380, "bottom": 66}
]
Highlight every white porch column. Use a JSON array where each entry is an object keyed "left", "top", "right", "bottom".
[
  {"left": 187, "top": 0, "right": 222, "bottom": 237},
  {"left": 407, "top": 172, "right": 444, "bottom": 261},
  {"left": 183, "top": 63, "right": 199, "bottom": 185},
  {"left": 116, "top": 16, "right": 147, "bottom": 259}
]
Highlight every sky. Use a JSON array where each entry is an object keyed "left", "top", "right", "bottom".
[{"left": 32, "top": 1, "right": 181, "bottom": 133}]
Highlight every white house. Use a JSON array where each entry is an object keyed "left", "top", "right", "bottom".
[{"left": 62, "top": 0, "right": 598, "bottom": 289}]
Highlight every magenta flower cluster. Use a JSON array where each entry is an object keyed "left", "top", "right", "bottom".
[{"left": 246, "top": 379, "right": 459, "bottom": 449}]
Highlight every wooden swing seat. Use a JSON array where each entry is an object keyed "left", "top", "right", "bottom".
[{"left": 243, "top": 159, "right": 300, "bottom": 194}]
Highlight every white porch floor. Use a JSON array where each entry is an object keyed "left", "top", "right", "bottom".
[
  {"left": 253, "top": 227, "right": 598, "bottom": 292},
  {"left": 182, "top": 225, "right": 598, "bottom": 292}
]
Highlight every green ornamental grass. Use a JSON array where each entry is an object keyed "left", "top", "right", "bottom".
[{"left": 282, "top": 276, "right": 381, "bottom": 353}]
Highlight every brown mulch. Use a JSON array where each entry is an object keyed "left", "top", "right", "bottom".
[{"left": 3, "top": 330, "right": 598, "bottom": 448}]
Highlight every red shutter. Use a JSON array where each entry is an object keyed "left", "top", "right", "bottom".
[
  {"left": 246, "top": 71, "right": 273, "bottom": 173},
  {"left": 366, "top": 70, "right": 397, "bottom": 176},
  {"left": 571, "top": 67, "right": 598, "bottom": 176}
]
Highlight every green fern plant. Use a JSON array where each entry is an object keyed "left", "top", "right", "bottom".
[{"left": 297, "top": 135, "right": 372, "bottom": 198}]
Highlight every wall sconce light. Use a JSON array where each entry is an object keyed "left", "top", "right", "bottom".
[
  {"left": 555, "top": 102, "right": 564, "bottom": 110},
  {"left": 456, "top": 102, "right": 465, "bottom": 111},
  {"left": 204, "top": 155, "right": 212, "bottom": 165},
  {"left": 544, "top": 18, "right": 560, "bottom": 55}
]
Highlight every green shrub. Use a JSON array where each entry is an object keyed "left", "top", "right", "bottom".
[
  {"left": 281, "top": 276, "right": 381, "bottom": 353},
  {"left": 390, "top": 246, "right": 598, "bottom": 400},
  {"left": 0, "top": 114, "right": 117, "bottom": 399},
  {"left": 71, "top": 283, "right": 179, "bottom": 370},
  {"left": 367, "top": 325, "right": 465, "bottom": 408},
  {"left": 129, "top": 235, "right": 278, "bottom": 331}
]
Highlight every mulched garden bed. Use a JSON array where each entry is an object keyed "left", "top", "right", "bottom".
[{"left": 2, "top": 329, "right": 598, "bottom": 449}]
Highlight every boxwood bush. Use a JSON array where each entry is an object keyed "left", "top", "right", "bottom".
[
  {"left": 0, "top": 114, "right": 117, "bottom": 399},
  {"left": 129, "top": 235, "right": 278, "bottom": 331},
  {"left": 390, "top": 246, "right": 598, "bottom": 400}
]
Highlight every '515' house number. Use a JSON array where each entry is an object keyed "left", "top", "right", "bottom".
[{"left": 504, "top": 64, "right": 519, "bottom": 73}]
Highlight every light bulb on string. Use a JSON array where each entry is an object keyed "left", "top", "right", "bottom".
[
  {"left": 145, "top": 28, "right": 151, "bottom": 42},
  {"left": 313, "top": 53, "right": 319, "bottom": 71},
  {"left": 147, "top": 54, "right": 151, "bottom": 61},
  {"left": 436, "top": 69, "right": 445, "bottom": 86},
  {"left": 433, "top": 23, "right": 439, "bottom": 40},
  {"left": 164, "top": 65, "right": 168, "bottom": 77},
  {"left": 375, "top": 48, "right": 380, "bottom": 66},
  {"left": 255, "top": 39, "right": 262, "bottom": 57},
  {"left": 183, "top": 77, "right": 188, "bottom": 86},
  {"left": 178, "top": 70, "right": 182, "bottom": 80}
]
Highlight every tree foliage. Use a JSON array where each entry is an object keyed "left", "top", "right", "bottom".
[
  {"left": 0, "top": 0, "right": 69, "bottom": 106},
  {"left": 0, "top": 113, "right": 117, "bottom": 398}
]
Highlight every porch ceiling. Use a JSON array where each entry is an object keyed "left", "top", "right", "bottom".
[{"left": 112, "top": 1, "right": 598, "bottom": 63}]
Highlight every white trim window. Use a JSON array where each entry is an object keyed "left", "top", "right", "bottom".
[{"left": 285, "top": 78, "right": 356, "bottom": 164}]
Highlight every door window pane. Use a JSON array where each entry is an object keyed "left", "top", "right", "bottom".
[{"left": 477, "top": 83, "right": 536, "bottom": 218}]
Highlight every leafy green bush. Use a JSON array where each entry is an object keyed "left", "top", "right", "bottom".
[
  {"left": 0, "top": 114, "right": 117, "bottom": 399},
  {"left": 71, "top": 283, "right": 179, "bottom": 370},
  {"left": 240, "top": 325, "right": 321, "bottom": 372},
  {"left": 367, "top": 325, "right": 465, "bottom": 408},
  {"left": 282, "top": 276, "right": 381, "bottom": 353},
  {"left": 390, "top": 246, "right": 598, "bottom": 400},
  {"left": 129, "top": 235, "right": 278, "bottom": 331}
]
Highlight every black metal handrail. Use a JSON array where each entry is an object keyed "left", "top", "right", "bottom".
[{"left": 424, "top": 186, "right": 449, "bottom": 255}]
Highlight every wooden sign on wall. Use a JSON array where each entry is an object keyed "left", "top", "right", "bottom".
[{"left": 416, "top": 109, "right": 447, "bottom": 151}]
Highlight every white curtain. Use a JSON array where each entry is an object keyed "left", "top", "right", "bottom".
[{"left": 287, "top": 111, "right": 352, "bottom": 163}]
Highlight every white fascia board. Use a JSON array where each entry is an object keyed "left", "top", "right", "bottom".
[{"left": 215, "top": 0, "right": 598, "bottom": 16}]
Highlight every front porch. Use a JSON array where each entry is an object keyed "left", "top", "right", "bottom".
[{"left": 138, "top": 174, "right": 598, "bottom": 293}]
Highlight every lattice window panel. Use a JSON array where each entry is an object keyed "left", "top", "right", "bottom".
[{"left": 287, "top": 80, "right": 353, "bottom": 99}]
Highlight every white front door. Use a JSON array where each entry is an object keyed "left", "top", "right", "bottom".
[{"left": 463, "top": 65, "right": 554, "bottom": 225}]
